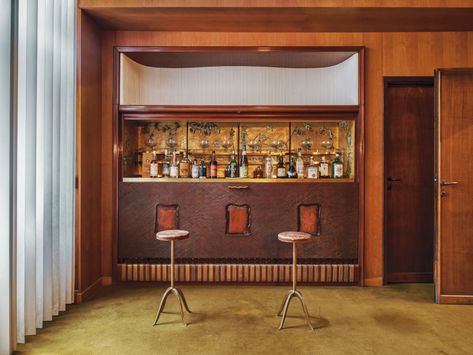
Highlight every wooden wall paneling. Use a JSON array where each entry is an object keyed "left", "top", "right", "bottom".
[
  {"left": 75, "top": 10, "right": 103, "bottom": 302},
  {"left": 382, "top": 32, "right": 473, "bottom": 76},
  {"left": 101, "top": 30, "right": 116, "bottom": 287},
  {"left": 100, "top": 30, "right": 473, "bottom": 287},
  {"left": 361, "top": 33, "right": 383, "bottom": 286}
]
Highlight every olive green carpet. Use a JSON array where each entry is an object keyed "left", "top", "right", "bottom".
[{"left": 15, "top": 284, "right": 473, "bottom": 355}]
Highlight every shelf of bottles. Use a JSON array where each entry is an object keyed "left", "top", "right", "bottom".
[{"left": 122, "top": 119, "right": 355, "bottom": 182}]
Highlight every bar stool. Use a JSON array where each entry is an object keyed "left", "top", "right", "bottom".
[
  {"left": 152, "top": 229, "right": 192, "bottom": 326},
  {"left": 277, "top": 231, "right": 314, "bottom": 331}
]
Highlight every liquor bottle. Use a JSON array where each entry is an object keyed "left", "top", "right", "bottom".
[
  {"left": 199, "top": 160, "right": 207, "bottom": 179},
  {"left": 332, "top": 152, "right": 344, "bottom": 178},
  {"left": 150, "top": 152, "right": 158, "bottom": 178},
  {"left": 170, "top": 149, "right": 179, "bottom": 178},
  {"left": 191, "top": 160, "right": 199, "bottom": 178},
  {"left": 277, "top": 154, "right": 286, "bottom": 178},
  {"left": 239, "top": 146, "right": 248, "bottom": 178},
  {"left": 240, "top": 129, "right": 248, "bottom": 178},
  {"left": 307, "top": 156, "right": 319, "bottom": 179},
  {"left": 179, "top": 151, "right": 190, "bottom": 178},
  {"left": 264, "top": 152, "right": 273, "bottom": 178},
  {"left": 210, "top": 151, "right": 218, "bottom": 178},
  {"left": 224, "top": 165, "right": 231, "bottom": 178},
  {"left": 319, "top": 156, "right": 330, "bottom": 178},
  {"left": 229, "top": 150, "right": 238, "bottom": 178},
  {"left": 253, "top": 166, "right": 264, "bottom": 178},
  {"left": 296, "top": 148, "right": 305, "bottom": 178},
  {"left": 287, "top": 156, "right": 297, "bottom": 178},
  {"left": 162, "top": 149, "right": 170, "bottom": 178}
]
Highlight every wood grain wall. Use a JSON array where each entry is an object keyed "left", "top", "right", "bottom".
[
  {"left": 75, "top": 11, "right": 103, "bottom": 302},
  {"left": 91, "top": 30, "right": 473, "bottom": 291}
]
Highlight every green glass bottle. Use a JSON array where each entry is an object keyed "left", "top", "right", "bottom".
[{"left": 331, "top": 152, "right": 344, "bottom": 178}]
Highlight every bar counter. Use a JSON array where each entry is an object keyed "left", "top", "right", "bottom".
[{"left": 117, "top": 178, "right": 359, "bottom": 284}]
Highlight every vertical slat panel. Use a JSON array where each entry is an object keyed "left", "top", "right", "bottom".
[
  {"left": 238, "top": 265, "right": 244, "bottom": 282},
  {"left": 117, "top": 263, "right": 359, "bottom": 284}
]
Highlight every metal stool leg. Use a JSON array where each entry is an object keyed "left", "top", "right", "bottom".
[
  {"left": 176, "top": 288, "right": 192, "bottom": 313},
  {"left": 172, "top": 288, "right": 187, "bottom": 326},
  {"left": 277, "top": 289, "right": 293, "bottom": 316},
  {"left": 152, "top": 287, "right": 173, "bottom": 326},
  {"left": 294, "top": 290, "right": 314, "bottom": 331},
  {"left": 278, "top": 291, "right": 295, "bottom": 330},
  {"left": 153, "top": 240, "right": 191, "bottom": 326},
  {"left": 278, "top": 242, "right": 314, "bottom": 331}
]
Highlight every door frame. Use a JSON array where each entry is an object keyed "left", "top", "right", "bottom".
[{"left": 382, "top": 76, "right": 434, "bottom": 285}]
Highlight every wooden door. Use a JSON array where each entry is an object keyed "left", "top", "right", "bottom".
[
  {"left": 435, "top": 69, "right": 473, "bottom": 304},
  {"left": 384, "top": 78, "right": 434, "bottom": 284}
]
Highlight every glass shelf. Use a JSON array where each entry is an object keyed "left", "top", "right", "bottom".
[{"left": 123, "top": 177, "right": 355, "bottom": 184}]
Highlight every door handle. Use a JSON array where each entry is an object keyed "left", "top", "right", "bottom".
[
  {"left": 387, "top": 177, "right": 401, "bottom": 182},
  {"left": 228, "top": 185, "right": 249, "bottom": 190},
  {"left": 440, "top": 181, "right": 459, "bottom": 186}
]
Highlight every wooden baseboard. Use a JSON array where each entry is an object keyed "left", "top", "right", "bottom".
[
  {"left": 385, "top": 272, "right": 433, "bottom": 284},
  {"left": 437, "top": 295, "right": 473, "bottom": 305},
  {"left": 102, "top": 276, "right": 113, "bottom": 286},
  {"left": 364, "top": 276, "right": 383, "bottom": 286},
  {"left": 75, "top": 277, "right": 103, "bottom": 304},
  {"left": 117, "top": 263, "right": 359, "bottom": 284}
]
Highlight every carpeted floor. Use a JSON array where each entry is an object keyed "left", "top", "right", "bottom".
[{"left": 15, "top": 284, "right": 473, "bottom": 355}]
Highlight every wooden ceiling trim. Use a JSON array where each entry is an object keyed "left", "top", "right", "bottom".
[
  {"left": 78, "top": 0, "right": 473, "bottom": 9},
  {"left": 83, "top": 7, "right": 473, "bottom": 32}
]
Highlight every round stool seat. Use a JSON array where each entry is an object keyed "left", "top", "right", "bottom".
[
  {"left": 156, "top": 229, "right": 189, "bottom": 241},
  {"left": 278, "top": 231, "right": 311, "bottom": 243}
]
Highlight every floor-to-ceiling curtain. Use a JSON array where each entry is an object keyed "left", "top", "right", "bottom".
[
  {"left": 0, "top": 0, "right": 13, "bottom": 353},
  {"left": 15, "top": 0, "right": 76, "bottom": 345}
]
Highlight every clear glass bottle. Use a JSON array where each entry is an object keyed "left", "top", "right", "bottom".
[
  {"left": 296, "top": 148, "right": 305, "bottom": 178},
  {"left": 191, "top": 160, "right": 199, "bottom": 178},
  {"left": 150, "top": 152, "right": 158, "bottom": 178},
  {"left": 277, "top": 154, "right": 286, "bottom": 178},
  {"left": 264, "top": 152, "right": 273, "bottom": 178},
  {"left": 332, "top": 152, "right": 344, "bottom": 178},
  {"left": 170, "top": 149, "right": 179, "bottom": 178},
  {"left": 179, "top": 151, "right": 191, "bottom": 178},
  {"left": 229, "top": 150, "right": 238, "bottom": 178},
  {"left": 239, "top": 146, "right": 248, "bottom": 178},
  {"left": 162, "top": 149, "right": 170, "bottom": 178},
  {"left": 240, "top": 129, "right": 248, "bottom": 178},
  {"left": 307, "top": 156, "right": 319, "bottom": 179}
]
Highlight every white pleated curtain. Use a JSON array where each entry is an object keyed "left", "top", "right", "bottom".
[{"left": 16, "top": 0, "right": 76, "bottom": 343}]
